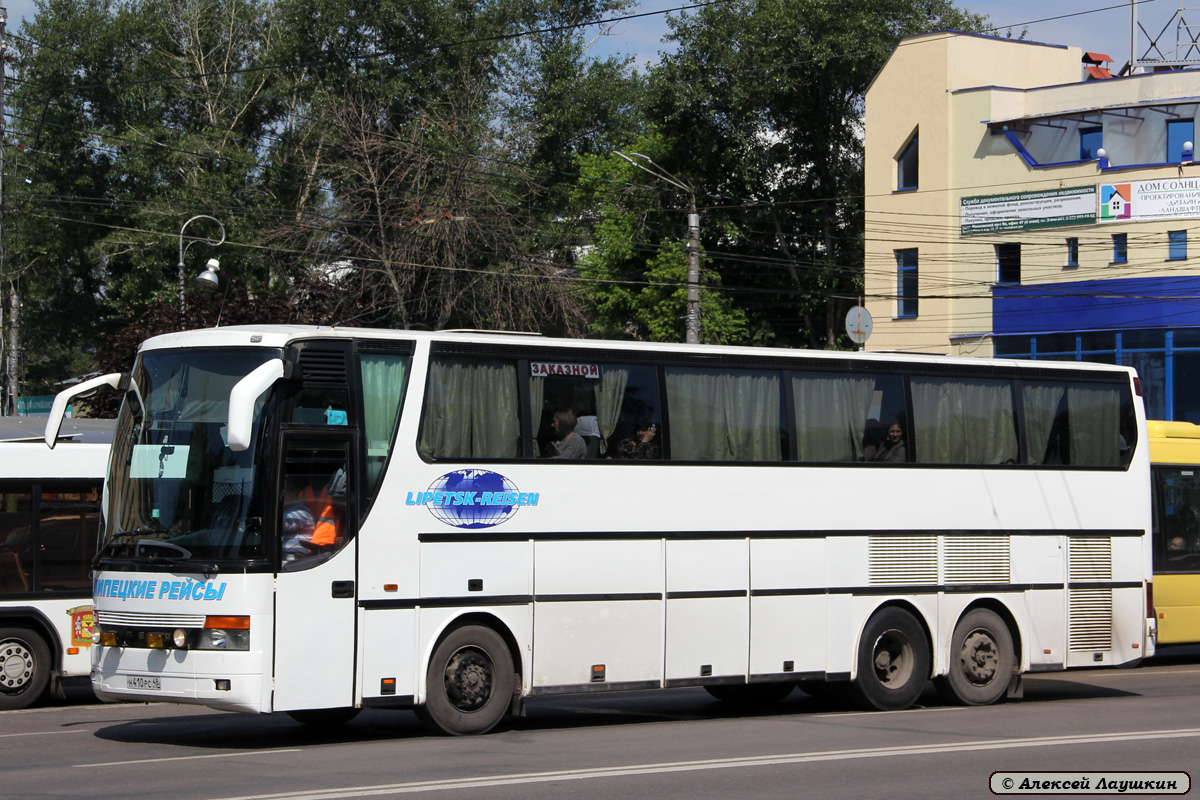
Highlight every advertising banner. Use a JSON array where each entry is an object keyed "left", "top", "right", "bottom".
[
  {"left": 1098, "top": 179, "right": 1200, "bottom": 223},
  {"left": 960, "top": 186, "right": 1097, "bottom": 235}
]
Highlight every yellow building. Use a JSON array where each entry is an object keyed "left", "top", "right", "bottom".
[{"left": 864, "top": 32, "right": 1200, "bottom": 421}]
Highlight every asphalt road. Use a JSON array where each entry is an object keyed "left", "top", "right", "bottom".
[{"left": 5, "top": 647, "right": 1200, "bottom": 800}]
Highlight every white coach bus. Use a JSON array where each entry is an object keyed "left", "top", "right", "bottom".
[
  {"left": 48, "top": 327, "right": 1153, "bottom": 734},
  {"left": 2, "top": 419, "right": 111, "bottom": 709}
]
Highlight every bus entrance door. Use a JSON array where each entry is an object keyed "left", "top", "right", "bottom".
[{"left": 272, "top": 436, "right": 358, "bottom": 712}]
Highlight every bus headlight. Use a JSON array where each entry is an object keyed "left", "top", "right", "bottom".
[
  {"left": 173, "top": 629, "right": 189, "bottom": 648},
  {"left": 194, "top": 628, "right": 249, "bottom": 650}
]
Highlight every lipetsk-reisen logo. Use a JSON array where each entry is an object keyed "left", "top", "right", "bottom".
[{"left": 406, "top": 469, "right": 538, "bottom": 529}]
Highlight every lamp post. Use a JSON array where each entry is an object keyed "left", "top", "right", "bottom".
[
  {"left": 177, "top": 215, "right": 225, "bottom": 316},
  {"left": 615, "top": 152, "right": 701, "bottom": 344}
]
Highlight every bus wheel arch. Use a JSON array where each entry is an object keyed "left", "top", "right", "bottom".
[
  {"left": 935, "top": 604, "right": 1018, "bottom": 706},
  {"left": 418, "top": 615, "right": 521, "bottom": 736},
  {"left": 0, "top": 624, "right": 53, "bottom": 710},
  {"left": 848, "top": 602, "right": 932, "bottom": 712}
]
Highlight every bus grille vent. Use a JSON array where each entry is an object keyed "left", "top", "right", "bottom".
[
  {"left": 868, "top": 536, "right": 938, "bottom": 585},
  {"left": 97, "top": 611, "right": 207, "bottom": 628},
  {"left": 299, "top": 346, "right": 348, "bottom": 385},
  {"left": 1068, "top": 588, "right": 1113, "bottom": 651},
  {"left": 944, "top": 536, "right": 1010, "bottom": 584},
  {"left": 1068, "top": 537, "right": 1112, "bottom": 581}
]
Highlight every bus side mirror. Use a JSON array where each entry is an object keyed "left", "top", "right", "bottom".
[
  {"left": 227, "top": 359, "right": 285, "bottom": 452},
  {"left": 44, "top": 373, "right": 127, "bottom": 449}
]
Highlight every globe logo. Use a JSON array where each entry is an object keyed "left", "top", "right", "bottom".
[{"left": 425, "top": 470, "right": 523, "bottom": 529}]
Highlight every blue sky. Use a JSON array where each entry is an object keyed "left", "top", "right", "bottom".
[
  {"left": 584, "top": 0, "right": 1163, "bottom": 73},
  {"left": 0, "top": 0, "right": 1175, "bottom": 77}
]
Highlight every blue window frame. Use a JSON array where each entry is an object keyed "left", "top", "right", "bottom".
[
  {"left": 1080, "top": 127, "right": 1103, "bottom": 160},
  {"left": 896, "top": 248, "right": 918, "bottom": 318},
  {"left": 1066, "top": 237, "right": 1079, "bottom": 267},
  {"left": 897, "top": 134, "right": 918, "bottom": 191},
  {"left": 996, "top": 243, "right": 1020, "bottom": 284},
  {"left": 1169, "top": 230, "right": 1187, "bottom": 260},
  {"left": 1113, "top": 233, "right": 1128, "bottom": 263},
  {"left": 1168, "top": 120, "right": 1195, "bottom": 163}
]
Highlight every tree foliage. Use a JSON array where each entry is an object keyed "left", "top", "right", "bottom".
[{"left": 1, "top": 0, "right": 985, "bottom": 404}]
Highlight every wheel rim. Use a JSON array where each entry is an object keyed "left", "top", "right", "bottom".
[
  {"left": 871, "top": 629, "right": 915, "bottom": 689},
  {"left": 443, "top": 646, "right": 494, "bottom": 713},
  {"left": 959, "top": 628, "right": 1000, "bottom": 686},
  {"left": 0, "top": 639, "right": 35, "bottom": 692}
]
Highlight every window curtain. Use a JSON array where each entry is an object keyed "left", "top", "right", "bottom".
[
  {"left": 912, "top": 378, "right": 1018, "bottom": 464},
  {"left": 1023, "top": 384, "right": 1065, "bottom": 465},
  {"left": 792, "top": 374, "right": 876, "bottom": 462},
  {"left": 360, "top": 354, "right": 408, "bottom": 493},
  {"left": 1068, "top": 385, "right": 1121, "bottom": 466},
  {"left": 418, "top": 358, "right": 518, "bottom": 459},
  {"left": 665, "top": 368, "right": 781, "bottom": 461},
  {"left": 593, "top": 367, "right": 629, "bottom": 455},
  {"left": 529, "top": 376, "right": 545, "bottom": 442}
]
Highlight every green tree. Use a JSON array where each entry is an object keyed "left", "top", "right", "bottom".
[
  {"left": 572, "top": 136, "right": 749, "bottom": 343},
  {"left": 647, "top": 0, "right": 986, "bottom": 348}
]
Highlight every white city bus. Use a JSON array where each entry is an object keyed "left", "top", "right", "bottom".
[
  {"left": 50, "top": 327, "right": 1154, "bottom": 734},
  {"left": 1, "top": 420, "right": 111, "bottom": 709}
]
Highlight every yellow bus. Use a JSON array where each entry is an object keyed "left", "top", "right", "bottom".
[{"left": 1148, "top": 420, "right": 1200, "bottom": 645}]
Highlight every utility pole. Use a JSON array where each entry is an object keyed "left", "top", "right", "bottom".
[
  {"left": 0, "top": 5, "right": 12, "bottom": 416},
  {"left": 615, "top": 151, "right": 701, "bottom": 344}
]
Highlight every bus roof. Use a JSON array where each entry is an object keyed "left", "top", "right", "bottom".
[
  {"left": 1147, "top": 419, "right": 1200, "bottom": 464},
  {"left": 137, "top": 325, "right": 1139, "bottom": 377},
  {"left": 0, "top": 417, "right": 115, "bottom": 444}
]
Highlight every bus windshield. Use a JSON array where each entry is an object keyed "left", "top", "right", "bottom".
[{"left": 102, "top": 348, "right": 280, "bottom": 566}]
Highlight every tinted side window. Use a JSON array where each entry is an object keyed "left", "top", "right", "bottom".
[
  {"left": 419, "top": 357, "right": 519, "bottom": 459},
  {"left": 665, "top": 367, "right": 783, "bottom": 461},
  {"left": 38, "top": 484, "right": 101, "bottom": 592},
  {"left": 910, "top": 377, "right": 1017, "bottom": 465},
  {"left": 0, "top": 486, "right": 33, "bottom": 594},
  {"left": 1023, "top": 380, "right": 1132, "bottom": 467},
  {"left": 792, "top": 371, "right": 904, "bottom": 463},
  {"left": 1153, "top": 466, "right": 1200, "bottom": 573},
  {"left": 528, "top": 361, "right": 659, "bottom": 460}
]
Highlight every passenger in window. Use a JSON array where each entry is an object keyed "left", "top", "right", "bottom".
[
  {"left": 862, "top": 419, "right": 885, "bottom": 461},
  {"left": 545, "top": 410, "right": 587, "bottom": 459},
  {"left": 617, "top": 419, "right": 661, "bottom": 460},
  {"left": 1168, "top": 535, "right": 1186, "bottom": 552},
  {"left": 874, "top": 422, "right": 907, "bottom": 463},
  {"left": 576, "top": 413, "right": 601, "bottom": 459}
]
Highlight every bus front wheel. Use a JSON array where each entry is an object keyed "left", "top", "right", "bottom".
[
  {"left": 935, "top": 609, "right": 1015, "bottom": 706},
  {"left": 0, "top": 626, "right": 51, "bottom": 711},
  {"left": 421, "top": 625, "right": 515, "bottom": 735},
  {"left": 849, "top": 608, "right": 929, "bottom": 711}
]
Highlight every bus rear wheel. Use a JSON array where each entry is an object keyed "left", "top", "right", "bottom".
[
  {"left": 848, "top": 607, "right": 929, "bottom": 711},
  {"left": 421, "top": 625, "right": 515, "bottom": 736},
  {"left": 0, "top": 626, "right": 51, "bottom": 711},
  {"left": 935, "top": 609, "right": 1014, "bottom": 706}
]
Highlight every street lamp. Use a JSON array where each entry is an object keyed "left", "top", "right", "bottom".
[
  {"left": 615, "top": 151, "right": 701, "bottom": 344},
  {"left": 177, "top": 215, "right": 226, "bottom": 315}
]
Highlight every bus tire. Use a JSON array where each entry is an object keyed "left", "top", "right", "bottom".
[
  {"left": 704, "top": 682, "right": 794, "bottom": 705},
  {"left": 421, "top": 625, "right": 514, "bottom": 736},
  {"left": 286, "top": 708, "right": 361, "bottom": 726},
  {"left": 848, "top": 607, "right": 929, "bottom": 711},
  {"left": 936, "top": 609, "right": 1014, "bottom": 706},
  {"left": 0, "top": 626, "right": 51, "bottom": 711}
]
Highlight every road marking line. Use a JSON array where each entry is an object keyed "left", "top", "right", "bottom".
[
  {"left": 0, "top": 730, "right": 87, "bottom": 739},
  {"left": 204, "top": 728, "right": 1200, "bottom": 800},
  {"left": 76, "top": 748, "right": 302, "bottom": 768}
]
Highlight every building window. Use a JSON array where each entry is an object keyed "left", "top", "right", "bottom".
[
  {"left": 1066, "top": 237, "right": 1079, "bottom": 267},
  {"left": 1113, "top": 233, "right": 1128, "bottom": 263},
  {"left": 1169, "top": 230, "right": 1188, "bottom": 260},
  {"left": 1167, "top": 119, "right": 1195, "bottom": 163},
  {"left": 896, "top": 248, "right": 918, "bottom": 318},
  {"left": 897, "top": 133, "right": 918, "bottom": 191},
  {"left": 996, "top": 243, "right": 1020, "bottom": 284},
  {"left": 1080, "top": 126, "right": 1103, "bottom": 160}
]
